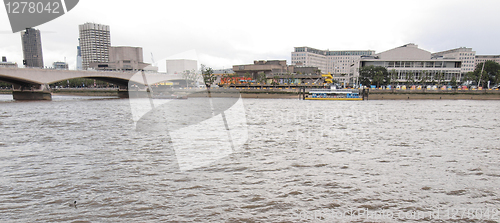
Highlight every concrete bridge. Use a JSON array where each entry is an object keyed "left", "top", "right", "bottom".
[{"left": 0, "top": 67, "right": 185, "bottom": 100}]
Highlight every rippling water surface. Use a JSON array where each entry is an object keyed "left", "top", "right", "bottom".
[{"left": 0, "top": 94, "right": 499, "bottom": 222}]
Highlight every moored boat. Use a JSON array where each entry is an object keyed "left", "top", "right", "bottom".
[{"left": 305, "top": 89, "right": 363, "bottom": 101}]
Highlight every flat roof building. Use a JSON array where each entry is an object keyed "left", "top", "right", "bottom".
[
  {"left": 166, "top": 59, "right": 198, "bottom": 74},
  {"left": 53, "top": 61, "right": 69, "bottom": 70},
  {"left": 291, "top": 47, "right": 375, "bottom": 78},
  {"left": 432, "top": 47, "right": 476, "bottom": 73},
  {"left": 360, "top": 43, "right": 462, "bottom": 84},
  {"left": 212, "top": 68, "right": 234, "bottom": 75},
  {"left": 89, "top": 46, "right": 150, "bottom": 71},
  {"left": 0, "top": 56, "right": 18, "bottom": 68},
  {"left": 475, "top": 55, "right": 500, "bottom": 66},
  {"left": 233, "top": 60, "right": 294, "bottom": 77},
  {"left": 79, "top": 23, "right": 111, "bottom": 70},
  {"left": 21, "top": 28, "right": 44, "bottom": 68}
]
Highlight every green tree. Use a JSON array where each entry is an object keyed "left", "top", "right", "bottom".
[
  {"left": 430, "top": 72, "right": 436, "bottom": 86},
  {"left": 285, "top": 72, "right": 294, "bottom": 84},
  {"left": 436, "top": 71, "right": 445, "bottom": 86},
  {"left": 359, "top": 65, "right": 389, "bottom": 87},
  {"left": 464, "top": 61, "right": 500, "bottom": 87},
  {"left": 244, "top": 72, "right": 252, "bottom": 79},
  {"left": 389, "top": 69, "right": 397, "bottom": 86},
  {"left": 469, "top": 61, "right": 500, "bottom": 87},
  {"left": 255, "top": 72, "right": 266, "bottom": 84},
  {"left": 463, "top": 71, "right": 475, "bottom": 85},
  {"left": 407, "top": 71, "right": 415, "bottom": 86},
  {"left": 450, "top": 76, "right": 457, "bottom": 88},
  {"left": 372, "top": 71, "right": 385, "bottom": 87},
  {"left": 182, "top": 69, "right": 200, "bottom": 88},
  {"left": 201, "top": 64, "right": 217, "bottom": 88},
  {"left": 51, "top": 78, "right": 111, "bottom": 88},
  {"left": 271, "top": 76, "right": 280, "bottom": 86},
  {"left": 496, "top": 69, "right": 500, "bottom": 85},
  {"left": 0, "top": 82, "right": 12, "bottom": 88},
  {"left": 420, "top": 71, "right": 428, "bottom": 86}
]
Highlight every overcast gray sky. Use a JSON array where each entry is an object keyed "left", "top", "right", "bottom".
[{"left": 1, "top": 0, "right": 499, "bottom": 71}]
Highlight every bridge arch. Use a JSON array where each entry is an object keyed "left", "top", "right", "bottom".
[
  {"left": 0, "top": 74, "right": 42, "bottom": 86},
  {"left": 0, "top": 67, "right": 185, "bottom": 87},
  {"left": 0, "top": 67, "right": 188, "bottom": 100}
]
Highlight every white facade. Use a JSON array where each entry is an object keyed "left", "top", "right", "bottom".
[
  {"left": 475, "top": 55, "right": 500, "bottom": 66},
  {"left": 166, "top": 59, "right": 197, "bottom": 74},
  {"left": 291, "top": 47, "right": 374, "bottom": 77},
  {"left": 361, "top": 44, "right": 462, "bottom": 84},
  {"left": 79, "top": 23, "right": 111, "bottom": 70},
  {"left": 432, "top": 47, "right": 476, "bottom": 73}
]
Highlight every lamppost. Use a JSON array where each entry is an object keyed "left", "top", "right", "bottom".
[{"left": 349, "top": 63, "right": 356, "bottom": 88}]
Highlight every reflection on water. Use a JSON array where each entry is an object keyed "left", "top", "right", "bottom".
[{"left": 0, "top": 98, "right": 499, "bottom": 222}]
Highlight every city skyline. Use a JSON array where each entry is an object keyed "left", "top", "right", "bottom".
[{"left": 0, "top": 0, "right": 499, "bottom": 71}]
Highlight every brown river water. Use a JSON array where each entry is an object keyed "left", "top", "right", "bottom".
[{"left": 0, "top": 94, "right": 499, "bottom": 222}]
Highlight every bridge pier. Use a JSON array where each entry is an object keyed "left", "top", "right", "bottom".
[
  {"left": 1, "top": 67, "right": 186, "bottom": 100},
  {"left": 12, "top": 84, "right": 52, "bottom": 100},
  {"left": 118, "top": 90, "right": 130, "bottom": 98}
]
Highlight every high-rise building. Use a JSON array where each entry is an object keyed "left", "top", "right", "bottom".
[
  {"left": 21, "top": 28, "right": 44, "bottom": 68},
  {"left": 76, "top": 45, "right": 83, "bottom": 70},
  {"left": 79, "top": 22, "right": 111, "bottom": 70}
]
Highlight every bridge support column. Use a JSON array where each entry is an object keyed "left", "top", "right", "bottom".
[
  {"left": 12, "top": 84, "right": 52, "bottom": 100},
  {"left": 114, "top": 85, "right": 129, "bottom": 98}
]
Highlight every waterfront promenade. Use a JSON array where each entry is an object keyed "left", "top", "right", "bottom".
[{"left": 3, "top": 87, "right": 500, "bottom": 100}]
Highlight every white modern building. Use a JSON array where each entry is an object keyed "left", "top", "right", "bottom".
[
  {"left": 166, "top": 59, "right": 197, "bottom": 74},
  {"left": 432, "top": 47, "right": 476, "bottom": 73},
  {"left": 79, "top": 23, "right": 111, "bottom": 70},
  {"left": 360, "top": 43, "right": 462, "bottom": 84},
  {"left": 291, "top": 47, "right": 375, "bottom": 76}
]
